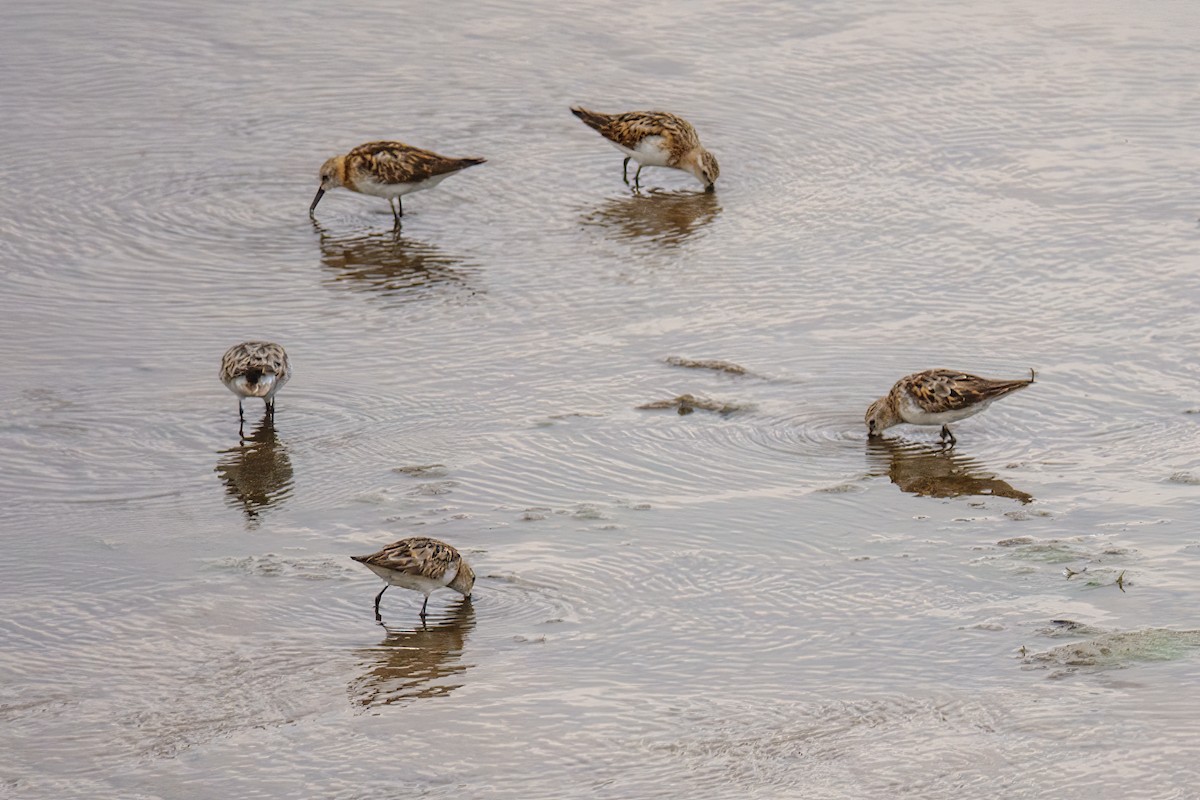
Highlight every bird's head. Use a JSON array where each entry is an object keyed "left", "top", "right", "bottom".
[
  {"left": 865, "top": 397, "right": 900, "bottom": 438},
  {"left": 450, "top": 561, "right": 475, "bottom": 598},
  {"left": 310, "top": 155, "right": 345, "bottom": 214},
  {"left": 693, "top": 148, "right": 720, "bottom": 192}
]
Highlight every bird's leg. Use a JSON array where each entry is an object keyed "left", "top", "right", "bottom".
[
  {"left": 265, "top": 397, "right": 274, "bottom": 419},
  {"left": 389, "top": 197, "right": 403, "bottom": 227},
  {"left": 238, "top": 398, "right": 244, "bottom": 422},
  {"left": 622, "top": 156, "right": 631, "bottom": 185},
  {"left": 373, "top": 585, "right": 388, "bottom": 622},
  {"left": 419, "top": 595, "right": 429, "bottom": 619},
  {"left": 633, "top": 164, "right": 643, "bottom": 192},
  {"left": 940, "top": 425, "right": 957, "bottom": 447}
]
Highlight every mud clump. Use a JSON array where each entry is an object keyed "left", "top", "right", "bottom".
[
  {"left": 664, "top": 356, "right": 752, "bottom": 376},
  {"left": 637, "top": 393, "right": 745, "bottom": 416}
]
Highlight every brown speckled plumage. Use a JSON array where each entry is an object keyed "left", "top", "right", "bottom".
[
  {"left": 220, "top": 341, "right": 290, "bottom": 387},
  {"left": 572, "top": 108, "right": 702, "bottom": 162},
  {"left": 338, "top": 142, "right": 485, "bottom": 189}
]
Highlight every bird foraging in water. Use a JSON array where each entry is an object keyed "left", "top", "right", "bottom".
[
  {"left": 351, "top": 536, "right": 475, "bottom": 622},
  {"left": 570, "top": 106, "right": 719, "bottom": 192},
  {"left": 865, "top": 368, "right": 1036, "bottom": 446},
  {"left": 219, "top": 341, "right": 290, "bottom": 430},
  {"left": 309, "top": 141, "right": 486, "bottom": 226}
]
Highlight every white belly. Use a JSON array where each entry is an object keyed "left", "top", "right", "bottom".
[
  {"left": 356, "top": 173, "right": 451, "bottom": 199},
  {"left": 225, "top": 373, "right": 279, "bottom": 399},
  {"left": 899, "top": 396, "right": 989, "bottom": 426},
  {"left": 610, "top": 135, "right": 672, "bottom": 167},
  {"left": 365, "top": 563, "right": 457, "bottom": 595}
]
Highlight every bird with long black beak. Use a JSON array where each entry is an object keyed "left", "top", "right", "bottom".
[{"left": 310, "top": 140, "right": 485, "bottom": 226}]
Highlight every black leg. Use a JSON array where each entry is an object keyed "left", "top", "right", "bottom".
[
  {"left": 238, "top": 399, "right": 244, "bottom": 422},
  {"left": 940, "top": 425, "right": 957, "bottom": 447},
  {"left": 622, "top": 156, "right": 631, "bottom": 185},
  {"left": 633, "top": 164, "right": 643, "bottom": 192},
  {"left": 373, "top": 585, "right": 388, "bottom": 622},
  {"left": 265, "top": 397, "right": 274, "bottom": 418},
  {"left": 419, "top": 596, "right": 429, "bottom": 619}
]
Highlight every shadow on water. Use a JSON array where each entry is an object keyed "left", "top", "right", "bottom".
[
  {"left": 349, "top": 599, "right": 475, "bottom": 709},
  {"left": 312, "top": 221, "right": 479, "bottom": 303},
  {"left": 214, "top": 417, "right": 294, "bottom": 524},
  {"left": 582, "top": 188, "right": 721, "bottom": 247},
  {"left": 866, "top": 437, "right": 1033, "bottom": 504}
]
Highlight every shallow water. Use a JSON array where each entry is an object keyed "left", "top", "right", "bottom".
[{"left": 2, "top": 0, "right": 1200, "bottom": 797}]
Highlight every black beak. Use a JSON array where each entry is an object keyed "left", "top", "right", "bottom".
[
  {"left": 309, "top": 187, "right": 325, "bottom": 215},
  {"left": 704, "top": 183, "right": 716, "bottom": 193}
]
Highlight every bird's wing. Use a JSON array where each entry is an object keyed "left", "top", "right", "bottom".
[
  {"left": 903, "top": 369, "right": 997, "bottom": 413},
  {"left": 600, "top": 112, "right": 697, "bottom": 152},
  {"left": 365, "top": 537, "right": 459, "bottom": 578},
  {"left": 350, "top": 141, "right": 483, "bottom": 183}
]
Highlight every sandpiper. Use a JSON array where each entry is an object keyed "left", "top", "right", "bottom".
[
  {"left": 570, "top": 106, "right": 719, "bottom": 192},
  {"left": 351, "top": 536, "right": 475, "bottom": 621},
  {"left": 309, "top": 141, "right": 486, "bottom": 226},
  {"left": 865, "top": 368, "right": 1036, "bottom": 445},
  {"left": 219, "top": 342, "right": 290, "bottom": 428}
]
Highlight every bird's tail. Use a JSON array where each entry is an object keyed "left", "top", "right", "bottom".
[
  {"left": 988, "top": 369, "right": 1037, "bottom": 399},
  {"left": 571, "top": 106, "right": 610, "bottom": 132}
]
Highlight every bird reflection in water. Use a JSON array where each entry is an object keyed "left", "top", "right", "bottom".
[
  {"left": 214, "top": 416, "right": 294, "bottom": 524},
  {"left": 582, "top": 188, "right": 721, "bottom": 247},
  {"left": 867, "top": 437, "right": 1032, "bottom": 504},
  {"left": 312, "top": 221, "right": 477, "bottom": 303},
  {"left": 350, "top": 599, "right": 475, "bottom": 709}
]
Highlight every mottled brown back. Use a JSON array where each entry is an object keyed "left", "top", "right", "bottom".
[
  {"left": 351, "top": 536, "right": 464, "bottom": 580},
  {"left": 346, "top": 141, "right": 486, "bottom": 185},
  {"left": 220, "top": 341, "right": 290, "bottom": 384},
  {"left": 570, "top": 107, "right": 701, "bottom": 159},
  {"left": 899, "top": 368, "right": 1034, "bottom": 414}
]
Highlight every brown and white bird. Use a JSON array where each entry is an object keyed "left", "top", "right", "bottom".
[
  {"left": 309, "top": 141, "right": 486, "bottom": 226},
  {"left": 219, "top": 341, "right": 290, "bottom": 427},
  {"left": 865, "top": 368, "right": 1036, "bottom": 445},
  {"left": 351, "top": 536, "right": 475, "bottom": 621},
  {"left": 570, "top": 106, "right": 719, "bottom": 192}
]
